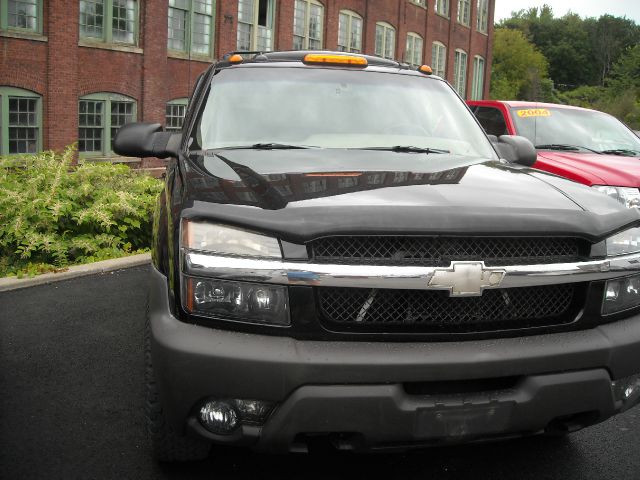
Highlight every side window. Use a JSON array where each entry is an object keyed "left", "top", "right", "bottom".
[
  {"left": 0, "top": 86, "right": 42, "bottom": 155},
  {"left": 472, "top": 106, "right": 508, "bottom": 137}
]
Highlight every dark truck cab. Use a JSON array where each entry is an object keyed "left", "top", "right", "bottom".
[{"left": 116, "top": 51, "right": 640, "bottom": 461}]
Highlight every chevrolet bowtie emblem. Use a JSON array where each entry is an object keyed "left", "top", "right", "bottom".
[{"left": 427, "top": 262, "right": 506, "bottom": 297}]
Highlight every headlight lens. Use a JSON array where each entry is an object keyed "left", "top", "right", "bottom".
[
  {"left": 593, "top": 186, "right": 640, "bottom": 209},
  {"left": 182, "top": 220, "right": 281, "bottom": 258},
  {"left": 606, "top": 227, "right": 640, "bottom": 256},
  {"left": 183, "top": 277, "right": 290, "bottom": 326},
  {"left": 603, "top": 274, "right": 640, "bottom": 315}
]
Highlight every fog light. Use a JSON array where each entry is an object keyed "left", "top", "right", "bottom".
[
  {"left": 199, "top": 400, "right": 239, "bottom": 435},
  {"left": 234, "top": 399, "right": 276, "bottom": 424},
  {"left": 603, "top": 274, "right": 640, "bottom": 315},
  {"left": 612, "top": 374, "right": 640, "bottom": 411}
]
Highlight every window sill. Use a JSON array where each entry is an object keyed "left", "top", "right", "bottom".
[
  {"left": 456, "top": 21, "right": 471, "bottom": 29},
  {"left": 0, "top": 30, "right": 47, "bottom": 42},
  {"left": 434, "top": 12, "right": 450, "bottom": 20},
  {"left": 168, "top": 50, "right": 214, "bottom": 63},
  {"left": 476, "top": 30, "right": 488, "bottom": 36},
  {"left": 78, "top": 40, "right": 143, "bottom": 54},
  {"left": 409, "top": 2, "right": 428, "bottom": 9}
]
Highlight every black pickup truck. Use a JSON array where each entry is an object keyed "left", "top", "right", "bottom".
[{"left": 115, "top": 51, "right": 640, "bottom": 461}]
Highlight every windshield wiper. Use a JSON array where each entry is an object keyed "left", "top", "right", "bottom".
[
  {"left": 214, "top": 143, "right": 314, "bottom": 150},
  {"left": 357, "top": 145, "right": 450, "bottom": 154},
  {"left": 535, "top": 144, "right": 602, "bottom": 154},
  {"left": 599, "top": 148, "right": 640, "bottom": 156}
]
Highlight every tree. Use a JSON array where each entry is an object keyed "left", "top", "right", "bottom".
[
  {"left": 587, "top": 15, "right": 640, "bottom": 86},
  {"left": 490, "top": 28, "right": 551, "bottom": 101}
]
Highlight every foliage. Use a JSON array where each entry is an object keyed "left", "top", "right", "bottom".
[
  {"left": 495, "top": 7, "right": 640, "bottom": 129},
  {"left": 0, "top": 146, "right": 163, "bottom": 277},
  {"left": 489, "top": 28, "right": 552, "bottom": 101}
]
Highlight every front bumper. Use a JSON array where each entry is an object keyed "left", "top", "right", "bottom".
[{"left": 149, "top": 267, "right": 640, "bottom": 452}]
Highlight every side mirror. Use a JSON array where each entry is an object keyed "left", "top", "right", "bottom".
[
  {"left": 493, "top": 135, "right": 537, "bottom": 167},
  {"left": 113, "top": 122, "right": 181, "bottom": 159}
]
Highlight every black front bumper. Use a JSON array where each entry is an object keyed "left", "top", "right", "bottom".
[{"left": 149, "top": 267, "right": 640, "bottom": 453}]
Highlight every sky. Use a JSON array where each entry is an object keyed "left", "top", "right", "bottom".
[{"left": 494, "top": 0, "right": 640, "bottom": 24}]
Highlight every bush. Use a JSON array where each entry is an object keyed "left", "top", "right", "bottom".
[{"left": 0, "top": 146, "right": 163, "bottom": 277}]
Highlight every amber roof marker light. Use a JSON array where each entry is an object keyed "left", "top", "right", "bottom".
[
  {"left": 419, "top": 65, "right": 433, "bottom": 75},
  {"left": 228, "top": 54, "right": 244, "bottom": 64},
  {"left": 303, "top": 53, "right": 368, "bottom": 67}
]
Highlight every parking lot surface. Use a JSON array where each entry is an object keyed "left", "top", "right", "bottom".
[{"left": 1, "top": 266, "right": 639, "bottom": 480}]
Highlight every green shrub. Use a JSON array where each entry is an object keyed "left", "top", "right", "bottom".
[{"left": 0, "top": 146, "right": 163, "bottom": 277}]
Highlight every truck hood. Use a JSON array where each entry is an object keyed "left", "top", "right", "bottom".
[
  {"left": 536, "top": 151, "right": 640, "bottom": 187},
  {"left": 180, "top": 149, "right": 639, "bottom": 242}
]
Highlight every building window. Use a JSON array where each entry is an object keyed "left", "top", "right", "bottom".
[
  {"left": 411, "top": 0, "right": 426, "bottom": 7},
  {"left": 431, "top": 41, "right": 446, "bottom": 77},
  {"left": 471, "top": 55, "right": 485, "bottom": 100},
  {"left": 168, "top": 0, "right": 215, "bottom": 56},
  {"left": 453, "top": 49, "right": 468, "bottom": 98},
  {"left": 337, "top": 10, "right": 362, "bottom": 53},
  {"left": 292, "top": 0, "right": 323, "bottom": 50},
  {"left": 1, "top": 0, "right": 41, "bottom": 32},
  {"left": 434, "top": 0, "right": 449, "bottom": 16},
  {"left": 78, "top": 93, "right": 136, "bottom": 156},
  {"left": 476, "top": 0, "right": 488, "bottom": 33},
  {"left": 456, "top": 0, "right": 470, "bottom": 25},
  {"left": 405, "top": 32, "right": 423, "bottom": 67},
  {"left": 79, "top": 0, "right": 139, "bottom": 45},
  {"left": 237, "top": 0, "right": 275, "bottom": 51},
  {"left": 375, "top": 22, "right": 396, "bottom": 60},
  {"left": 0, "top": 87, "right": 42, "bottom": 155},
  {"left": 166, "top": 98, "right": 188, "bottom": 132}
]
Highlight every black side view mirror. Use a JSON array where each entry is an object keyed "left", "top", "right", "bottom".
[
  {"left": 113, "top": 122, "right": 181, "bottom": 159},
  {"left": 492, "top": 135, "right": 537, "bottom": 167}
]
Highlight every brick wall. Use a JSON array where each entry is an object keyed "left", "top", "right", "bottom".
[{"left": 0, "top": 0, "right": 494, "bottom": 154}]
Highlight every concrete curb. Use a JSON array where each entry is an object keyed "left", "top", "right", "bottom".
[{"left": 0, "top": 253, "right": 151, "bottom": 293}]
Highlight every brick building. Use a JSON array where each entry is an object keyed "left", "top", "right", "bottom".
[{"left": 0, "top": 0, "right": 494, "bottom": 161}]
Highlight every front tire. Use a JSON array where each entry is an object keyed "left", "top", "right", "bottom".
[{"left": 144, "top": 310, "right": 211, "bottom": 462}]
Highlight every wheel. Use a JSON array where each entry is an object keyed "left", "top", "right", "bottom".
[{"left": 144, "top": 307, "right": 211, "bottom": 462}]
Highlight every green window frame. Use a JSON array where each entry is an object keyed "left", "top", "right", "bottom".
[
  {"left": 337, "top": 10, "right": 362, "bottom": 54},
  {"left": 0, "top": 0, "right": 43, "bottom": 33},
  {"left": 237, "top": 0, "right": 275, "bottom": 51},
  {"left": 292, "top": 0, "right": 324, "bottom": 50},
  {"left": 434, "top": 0, "right": 449, "bottom": 17},
  {"left": 471, "top": 55, "right": 485, "bottom": 100},
  {"left": 166, "top": 98, "right": 188, "bottom": 132},
  {"left": 457, "top": 0, "right": 470, "bottom": 26},
  {"left": 405, "top": 32, "right": 423, "bottom": 68},
  {"left": 78, "top": 93, "right": 137, "bottom": 157},
  {"left": 79, "top": 0, "right": 139, "bottom": 45},
  {"left": 375, "top": 22, "right": 396, "bottom": 60},
  {"left": 476, "top": 0, "right": 488, "bottom": 33},
  {"left": 431, "top": 41, "right": 446, "bottom": 77},
  {"left": 0, "top": 87, "right": 42, "bottom": 155},
  {"left": 453, "top": 49, "right": 468, "bottom": 98},
  {"left": 168, "top": 0, "right": 215, "bottom": 57}
]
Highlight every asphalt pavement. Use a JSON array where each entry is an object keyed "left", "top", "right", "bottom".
[{"left": 1, "top": 265, "right": 639, "bottom": 480}]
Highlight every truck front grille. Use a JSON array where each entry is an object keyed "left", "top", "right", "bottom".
[
  {"left": 317, "top": 284, "right": 582, "bottom": 333},
  {"left": 310, "top": 236, "right": 587, "bottom": 266}
]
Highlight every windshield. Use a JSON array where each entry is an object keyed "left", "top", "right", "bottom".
[
  {"left": 195, "top": 66, "right": 496, "bottom": 159},
  {"left": 511, "top": 106, "right": 640, "bottom": 155}
]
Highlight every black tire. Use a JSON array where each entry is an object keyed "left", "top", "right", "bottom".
[{"left": 144, "top": 309, "right": 211, "bottom": 462}]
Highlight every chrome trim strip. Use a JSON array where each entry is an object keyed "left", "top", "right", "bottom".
[{"left": 183, "top": 251, "right": 640, "bottom": 293}]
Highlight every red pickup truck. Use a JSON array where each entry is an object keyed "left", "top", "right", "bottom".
[{"left": 468, "top": 100, "right": 640, "bottom": 209}]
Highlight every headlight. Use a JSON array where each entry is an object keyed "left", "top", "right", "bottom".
[
  {"left": 606, "top": 227, "right": 640, "bottom": 256},
  {"left": 182, "top": 220, "right": 282, "bottom": 258},
  {"left": 593, "top": 186, "right": 640, "bottom": 209},
  {"left": 183, "top": 277, "right": 290, "bottom": 326},
  {"left": 180, "top": 221, "right": 289, "bottom": 326}
]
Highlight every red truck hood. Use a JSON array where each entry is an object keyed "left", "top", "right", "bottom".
[{"left": 536, "top": 151, "right": 640, "bottom": 187}]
